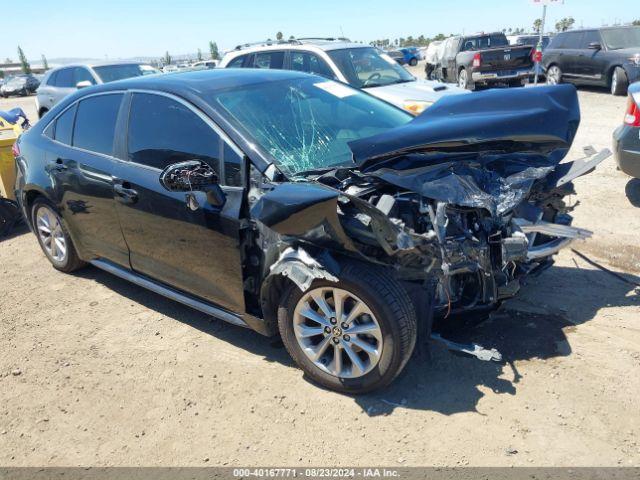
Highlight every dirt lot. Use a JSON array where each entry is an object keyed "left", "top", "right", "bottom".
[{"left": 1, "top": 69, "right": 640, "bottom": 467}]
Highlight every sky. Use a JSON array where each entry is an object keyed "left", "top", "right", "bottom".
[{"left": 2, "top": 0, "right": 638, "bottom": 63}]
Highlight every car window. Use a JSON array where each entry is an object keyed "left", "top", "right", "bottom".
[
  {"left": 55, "top": 68, "right": 75, "bottom": 88},
  {"left": 601, "top": 27, "right": 640, "bottom": 50},
  {"left": 327, "top": 47, "right": 414, "bottom": 88},
  {"left": 562, "top": 32, "right": 583, "bottom": 49},
  {"left": 290, "top": 52, "right": 336, "bottom": 79},
  {"left": 581, "top": 31, "right": 601, "bottom": 48},
  {"left": 223, "top": 143, "right": 243, "bottom": 187},
  {"left": 227, "top": 54, "right": 248, "bottom": 68},
  {"left": 127, "top": 93, "right": 221, "bottom": 175},
  {"left": 46, "top": 71, "right": 58, "bottom": 86},
  {"left": 92, "top": 64, "right": 151, "bottom": 83},
  {"left": 254, "top": 51, "right": 285, "bottom": 69},
  {"left": 53, "top": 104, "right": 76, "bottom": 145},
  {"left": 548, "top": 33, "right": 566, "bottom": 49},
  {"left": 73, "top": 67, "right": 96, "bottom": 86},
  {"left": 208, "top": 77, "right": 412, "bottom": 176},
  {"left": 73, "top": 94, "right": 123, "bottom": 156}
]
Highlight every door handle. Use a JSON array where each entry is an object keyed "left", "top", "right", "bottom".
[{"left": 114, "top": 183, "right": 139, "bottom": 204}]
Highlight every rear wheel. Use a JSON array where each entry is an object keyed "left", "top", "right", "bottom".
[
  {"left": 458, "top": 68, "right": 475, "bottom": 91},
  {"left": 546, "top": 65, "right": 562, "bottom": 85},
  {"left": 611, "top": 67, "right": 628, "bottom": 96},
  {"left": 31, "top": 198, "right": 85, "bottom": 273},
  {"left": 278, "top": 261, "right": 417, "bottom": 394},
  {"left": 409, "top": 58, "right": 418, "bottom": 67}
]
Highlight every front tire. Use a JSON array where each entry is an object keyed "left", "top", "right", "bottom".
[
  {"left": 278, "top": 261, "right": 417, "bottom": 394},
  {"left": 32, "top": 198, "right": 85, "bottom": 273},
  {"left": 409, "top": 58, "right": 418, "bottom": 67},
  {"left": 611, "top": 67, "right": 628, "bottom": 96}
]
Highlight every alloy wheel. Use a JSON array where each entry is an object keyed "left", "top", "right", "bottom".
[
  {"left": 293, "top": 287, "right": 383, "bottom": 379},
  {"left": 36, "top": 206, "right": 67, "bottom": 263},
  {"left": 611, "top": 70, "right": 618, "bottom": 95},
  {"left": 458, "top": 70, "right": 468, "bottom": 89},
  {"left": 547, "top": 66, "right": 560, "bottom": 85}
]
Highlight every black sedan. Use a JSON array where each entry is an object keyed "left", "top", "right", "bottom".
[
  {"left": 614, "top": 81, "right": 640, "bottom": 178},
  {"left": 14, "top": 69, "right": 603, "bottom": 393}
]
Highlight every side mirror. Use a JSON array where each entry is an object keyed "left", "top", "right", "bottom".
[
  {"left": 76, "top": 80, "right": 93, "bottom": 89},
  {"left": 588, "top": 42, "right": 602, "bottom": 50},
  {"left": 160, "top": 160, "right": 226, "bottom": 207}
]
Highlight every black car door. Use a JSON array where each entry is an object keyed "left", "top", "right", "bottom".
[
  {"left": 45, "top": 93, "right": 130, "bottom": 267},
  {"left": 112, "top": 91, "right": 247, "bottom": 313}
]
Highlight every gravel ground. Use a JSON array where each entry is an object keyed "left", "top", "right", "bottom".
[{"left": 1, "top": 71, "right": 640, "bottom": 467}]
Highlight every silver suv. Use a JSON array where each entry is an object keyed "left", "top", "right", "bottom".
[
  {"left": 36, "top": 61, "right": 159, "bottom": 118},
  {"left": 219, "top": 38, "right": 467, "bottom": 114}
]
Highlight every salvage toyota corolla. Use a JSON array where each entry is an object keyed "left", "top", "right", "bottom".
[{"left": 14, "top": 69, "right": 608, "bottom": 393}]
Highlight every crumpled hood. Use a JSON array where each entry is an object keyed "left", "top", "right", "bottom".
[
  {"left": 347, "top": 85, "right": 582, "bottom": 216},
  {"left": 365, "top": 78, "right": 468, "bottom": 106},
  {"left": 349, "top": 84, "right": 580, "bottom": 170}
]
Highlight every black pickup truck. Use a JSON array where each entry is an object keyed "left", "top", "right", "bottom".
[{"left": 434, "top": 32, "right": 535, "bottom": 90}]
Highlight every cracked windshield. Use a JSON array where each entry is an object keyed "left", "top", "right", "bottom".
[{"left": 211, "top": 77, "right": 411, "bottom": 176}]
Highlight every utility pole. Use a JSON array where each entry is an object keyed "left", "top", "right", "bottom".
[{"left": 534, "top": 4, "right": 547, "bottom": 85}]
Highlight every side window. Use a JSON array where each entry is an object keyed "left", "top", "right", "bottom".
[
  {"left": 53, "top": 104, "right": 77, "bottom": 145},
  {"left": 548, "top": 34, "right": 562, "bottom": 49},
  {"left": 227, "top": 54, "right": 248, "bottom": 68},
  {"left": 55, "top": 68, "right": 75, "bottom": 88},
  {"left": 73, "top": 67, "right": 96, "bottom": 86},
  {"left": 223, "top": 143, "right": 243, "bottom": 187},
  {"left": 290, "top": 52, "right": 336, "bottom": 79},
  {"left": 563, "top": 32, "right": 583, "bottom": 49},
  {"left": 46, "top": 71, "right": 59, "bottom": 86},
  {"left": 73, "top": 94, "right": 123, "bottom": 156},
  {"left": 254, "top": 51, "right": 284, "bottom": 69},
  {"left": 581, "top": 30, "right": 601, "bottom": 48},
  {"left": 127, "top": 93, "right": 221, "bottom": 175}
]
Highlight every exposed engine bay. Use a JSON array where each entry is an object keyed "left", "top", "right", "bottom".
[{"left": 244, "top": 85, "right": 609, "bottom": 337}]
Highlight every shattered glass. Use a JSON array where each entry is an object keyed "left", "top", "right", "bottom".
[{"left": 211, "top": 77, "right": 411, "bottom": 176}]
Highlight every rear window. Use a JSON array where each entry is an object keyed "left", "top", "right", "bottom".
[
  {"left": 461, "top": 34, "right": 509, "bottom": 51},
  {"left": 72, "top": 94, "right": 123, "bottom": 156},
  {"left": 91, "top": 64, "right": 151, "bottom": 83},
  {"left": 226, "top": 54, "right": 248, "bottom": 68},
  {"left": 53, "top": 104, "right": 76, "bottom": 145},
  {"left": 253, "top": 51, "right": 285, "bottom": 69}
]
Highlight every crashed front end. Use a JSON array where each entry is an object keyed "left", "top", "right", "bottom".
[{"left": 250, "top": 85, "right": 608, "bottom": 322}]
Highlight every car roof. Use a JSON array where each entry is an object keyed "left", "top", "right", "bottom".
[
  {"left": 558, "top": 25, "right": 639, "bottom": 34},
  {"left": 49, "top": 60, "right": 152, "bottom": 71},
  {"left": 72, "top": 68, "right": 312, "bottom": 97},
  {"left": 227, "top": 40, "right": 367, "bottom": 56}
]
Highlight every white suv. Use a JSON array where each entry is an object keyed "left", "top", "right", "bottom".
[{"left": 219, "top": 38, "right": 467, "bottom": 114}]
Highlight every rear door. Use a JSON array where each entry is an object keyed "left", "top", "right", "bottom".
[
  {"left": 113, "top": 91, "right": 247, "bottom": 312},
  {"left": 557, "top": 31, "right": 584, "bottom": 78},
  {"left": 45, "top": 93, "right": 130, "bottom": 266}
]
